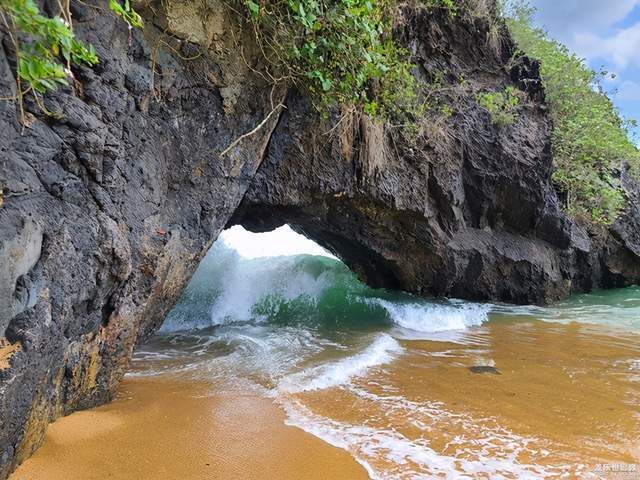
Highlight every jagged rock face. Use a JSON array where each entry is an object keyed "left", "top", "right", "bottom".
[
  {"left": 232, "top": 6, "right": 640, "bottom": 304},
  {"left": 0, "top": 1, "right": 638, "bottom": 478},
  {"left": 0, "top": 0, "right": 283, "bottom": 476}
]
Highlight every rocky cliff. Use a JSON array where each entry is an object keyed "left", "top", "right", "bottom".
[{"left": 0, "top": 0, "right": 638, "bottom": 477}]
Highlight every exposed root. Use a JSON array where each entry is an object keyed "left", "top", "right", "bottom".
[{"left": 219, "top": 103, "right": 286, "bottom": 157}]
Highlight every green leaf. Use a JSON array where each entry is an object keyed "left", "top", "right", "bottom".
[{"left": 247, "top": 1, "right": 260, "bottom": 16}]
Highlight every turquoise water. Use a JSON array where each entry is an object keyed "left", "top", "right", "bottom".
[
  {"left": 492, "top": 286, "right": 640, "bottom": 331},
  {"left": 163, "top": 238, "right": 640, "bottom": 336},
  {"left": 132, "top": 232, "right": 640, "bottom": 479}
]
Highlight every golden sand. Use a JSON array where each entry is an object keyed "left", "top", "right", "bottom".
[
  {"left": 11, "top": 377, "right": 368, "bottom": 480},
  {"left": 10, "top": 319, "right": 640, "bottom": 479},
  {"left": 0, "top": 339, "right": 21, "bottom": 370}
]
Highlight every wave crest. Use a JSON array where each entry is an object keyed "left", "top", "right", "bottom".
[{"left": 163, "top": 240, "right": 490, "bottom": 334}]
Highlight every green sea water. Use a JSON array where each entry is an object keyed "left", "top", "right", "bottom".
[{"left": 130, "top": 231, "right": 640, "bottom": 478}]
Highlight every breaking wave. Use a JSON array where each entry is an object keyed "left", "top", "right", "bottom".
[
  {"left": 278, "top": 334, "right": 403, "bottom": 393},
  {"left": 162, "top": 240, "right": 490, "bottom": 335}
]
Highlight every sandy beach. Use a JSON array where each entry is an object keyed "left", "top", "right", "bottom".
[{"left": 12, "top": 376, "right": 368, "bottom": 480}]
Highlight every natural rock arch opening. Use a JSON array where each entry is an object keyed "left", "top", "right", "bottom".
[
  {"left": 229, "top": 210, "right": 405, "bottom": 292},
  {"left": 158, "top": 223, "right": 403, "bottom": 335}
]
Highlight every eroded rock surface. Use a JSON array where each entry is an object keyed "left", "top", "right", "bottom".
[
  {"left": 232, "top": 6, "right": 640, "bottom": 304},
  {"left": 0, "top": 0, "right": 282, "bottom": 475},
  {"left": 0, "top": 1, "right": 638, "bottom": 477}
]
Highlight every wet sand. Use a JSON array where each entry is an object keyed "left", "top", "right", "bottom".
[
  {"left": 11, "top": 377, "right": 368, "bottom": 480},
  {"left": 298, "top": 320, "right": 640, "bottom": 477},
  {"left": 10, "top": 319, "right": 640, "bottom": 479}
]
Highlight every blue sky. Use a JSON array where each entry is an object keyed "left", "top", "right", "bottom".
[{"left": 530, "top": 0, "right": 640, "bottom": 140}]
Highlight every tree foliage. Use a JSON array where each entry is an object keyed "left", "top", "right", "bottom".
[
  {"left": 240, "top": 0, "right": 454, "bottom": 118},
  {"left": 0, "top": 0, "right": 141, "bottom": 102},
  {"left": 503, "top": 0, "right": 640, "bottom": 224}
]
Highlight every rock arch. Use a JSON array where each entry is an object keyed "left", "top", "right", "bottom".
[{"left": 0, "top": 1, "right": 639, "bottom": 478}]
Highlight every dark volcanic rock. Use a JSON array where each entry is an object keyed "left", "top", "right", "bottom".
[
  {"left": 0, "top": 0, "right": 284, "bottom": 475},
  {"left": 0, "top": 1, "right": 638, "bottom": 477},
  {"left": 231, "top": 6, "right": 640, "bottom": 305},
  {"left": 469, "top": 366, "right": 501, "bottom": 375}
]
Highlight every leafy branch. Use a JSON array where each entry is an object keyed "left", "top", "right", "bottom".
[
  {"left": 108, "top": 0, "right": 142, "bottom": 27},
  {"left": 238, "top": 0, "right": 455, "bottom": 120},
  {"left": 0, "top": 0, "right": 142, "bottom": 124}
]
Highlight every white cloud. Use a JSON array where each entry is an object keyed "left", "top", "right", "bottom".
[
  {"left": 574, "top": 23, "right": 640, "bottom": 69},
  {"left": 532, "top": 0, "right": 640, "bottom": 39},
  {"left": 528, "top": 0, "right": 640, "bottom": 72}
]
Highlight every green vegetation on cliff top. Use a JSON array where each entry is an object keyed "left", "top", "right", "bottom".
[
  {"left": 240, "top": 0, "right": 456, "bottom": 117},
  {"left": 504, "top": 0, "right": 640, "bottom": 224},
  {"left": 1, "top": 0, "right": 638, "bottom": 224}
]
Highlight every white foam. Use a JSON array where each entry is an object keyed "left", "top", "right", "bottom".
[
  {"left": 210, "top": 255, "right": 330, "bottom": 326},
  {"left": 278, "top": 334, "right": 403, "bottom": 393},
  {"left": 281, "top": 394, "right": 570, "bottom": 479},
  {"left": 370, "top": 299, "right": 490, "bottom": 333}
]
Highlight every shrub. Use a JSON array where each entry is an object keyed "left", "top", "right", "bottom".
[
  {"left": 424, "top": 0, "right": 456, "bottom": 10},
  {"left": 503, "top": 0, "right": 640, "bottom": 224},
  {"left": 0, "top": 0, "right": 141, "bottom": 116},
  {"left": 242, "top": 0, "right": 408, "bottom": 117},
  {"left": 240, "top": 0, "right": 454, "bottom": 119},
  {"left": 476, "top": 86, "right": 520, "bottom": 126}
]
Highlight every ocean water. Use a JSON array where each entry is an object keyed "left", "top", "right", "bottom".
[{"left": 129, "top": 228, "right": 640, "bottom": 479}]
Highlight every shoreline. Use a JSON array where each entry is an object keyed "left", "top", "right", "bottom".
[
  {"left": 11, "top": 317, "right": 640, "bottom": 479},
  {"left": 11, "top": 376, "right": 368, "bottom": 480}
]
